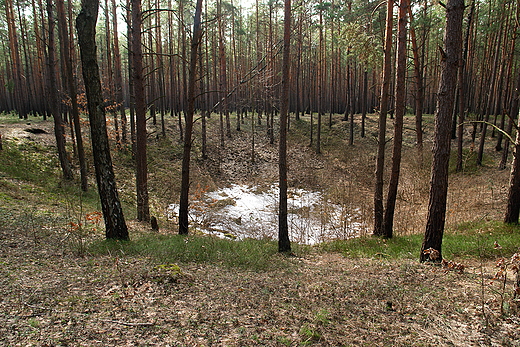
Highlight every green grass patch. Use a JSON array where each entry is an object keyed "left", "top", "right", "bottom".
[
  {"left": 0, "top": 139, "right": 58, "bottom": 184},
  {"left": 319, "top": 220, "right": 520, "bottom": 260},
  {"left": 447, "top": 220, "right": 520, "bottom": 258},
  {"left": 0, "top": 111, "right": 41, "bottom": 124},
  {"left": 449, "top": 147, "right": 494, "bottom": 174},
  {"left": 0, "top": 139, "right": 102, "bottom": 211},
  {"left": 88, "top": 234, "right": 290, "bottom": 271},
  {"left": 319, "top": 234, "right": 422, "bottom": 259}
]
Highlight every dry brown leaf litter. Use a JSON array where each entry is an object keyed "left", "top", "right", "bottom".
[{"left": 1, "top": 226, "right": 519, "bottom": 346}]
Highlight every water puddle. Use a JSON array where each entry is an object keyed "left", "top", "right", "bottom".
[{"left": 167, "top": 184, "right": 362, "bottom": 244}]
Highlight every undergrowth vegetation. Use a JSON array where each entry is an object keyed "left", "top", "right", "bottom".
[
  {"left": 320, "top": 221, "right": 520, "bottom": 260},
  {"left": 88, "top": 234, "right": 299, "bottom": 271}
]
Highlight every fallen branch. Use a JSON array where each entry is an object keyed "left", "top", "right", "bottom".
[{"left": 102, "top": 319, "right": 155, "bottom": 327}]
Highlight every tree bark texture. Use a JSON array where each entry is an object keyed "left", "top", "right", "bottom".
[
  {"left": 505, "top": 120, "right": 520, "bottom": 224},
  {"left": 456, "top": 0, "right": 474, "bottom": 172},
  {"left": 373, "top": 0, "right": 393, "bottom": 236},
  {"left": 178, "top": 0, "right": 203, "bottom": 235},
  {"left": 383, "top": 0, "right": 408, "bottom": 239},
  {"left": 421, "top": 0, "right": 464, "bottom": 262},
  {"left": 47, "top": 0, "right": 74, "bottom": 181},
  {"left": 131, "top": 0, "right": 150, "bottom": 222},
  {"left": 76, "top": 0, "right": 129, "bottom": 240},
  {"left": 5, "top": 0, "right": 26, "bottom": 119},
  {"left": 112, "top": 0, "right": 127, "bottom": 144},
  {"left": 56, "top": 0, "right": 88, "bottom": 191},
  {"left": 408, "top": 6, "right": 424, "bottom": 151},
  {"left": 504, "top": 67, "right": 520, "bottom": 223},
  {"left": 278, "top": 0, "right": 291, "bottom": 253}
]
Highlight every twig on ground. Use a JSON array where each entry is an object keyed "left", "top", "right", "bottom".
[{"left": 102, "top": 319, "right": 155, "bottom": 327}]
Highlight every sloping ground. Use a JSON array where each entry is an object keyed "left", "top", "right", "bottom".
[
  {"left": 1, "top": 222, "right": 519, "bottom": 346},
  {"left": 0, "top": 116, "right": 518, "bottom": 345}
]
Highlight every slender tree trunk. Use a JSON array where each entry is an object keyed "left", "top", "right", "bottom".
[
  {"left": 154, "top": 0, "right": 166, "bottom": 137},
  {"left": 144, "top": 0, "right": 155, "bottom": 127},
  {"left": 496, "top": 17, "right": 516, "bottom": 153},
  {"left": 76, "top": 0, "right": 129, "bottom": 240},
  {"left": 112, "top": 0, "right": 127, "bottom": 144},
  {"left": 421, "top": 0, "right": 464, "bottom": 262},
  {"left": 47, "top": 0, "right": 74, "bottom": 181},
  {"left": 126, "top": 0, "right": 136, "bottom": 154},
  {"left": 217, "top": 0, "right": 230, "bottom": 139},
  {"left": 199, "top": 43, "right": 207, "bottom": 159},
  {"left": 32, "top": 0, "right": 46, "bottom": 117},
  {"left": 477, "top": 24, "right": 503, "bottom": 166},
  {"left": 499, "top": 47, "right": 520, "bottom": 170},
  {"left": 505, "top": 117, "right": 520, "bottom": 224},
  {"left": 348, "top": 59, "right": 354, "bottom": 146},
  {"left": 278, "top": 0, "right": 291, "bottom": 253},
  {"left": 178, "top": 0, "right": 203, "bottom": 235},
  {"left": 295, "top": 12, "right": 303, "bottom": 121},
  {"left": 104, "top": 0, "right": 120, "bottom": 148},
  {"left": 383, "top": 0, "right": 408, "bottom": 239},
  {"left": 17, "top": 6, "right": 34, "bottom": 116},
  {"left": 316, "top": 4, "right": 323, "bottom": 154},
  {"left": 408, "top": 5, "right": 424, "bottom": 152},
  {"left": 373, "top": 0, "right": 394, "bottom": 236},
  {"left": 5, "top": 0, "right": 26, "bottom": 119},
  {"left": 251, "top": 107, "right": 256, "bottom": 163},
  {"left": 504, "top": 65, "right": 520, "bottom": 222},
  {"left": 456, "top": 0, "right": 474, "bottom": 172},
  {"left": 361, "top": 67, "right": 367, "bottom": 138},
  {"left": 132, "top": 0, "right": 150, "bottom": 222},
  {"left": 57, "top": 0, "right": 88, "bottom": 191}
]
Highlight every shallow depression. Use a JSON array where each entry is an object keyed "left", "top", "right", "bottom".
[{"left": 167, "top": 184, "right": 361, "bottom": 244}]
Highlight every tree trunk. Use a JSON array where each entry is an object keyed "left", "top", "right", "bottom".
[
  {"left": 5, "top": 0, "right": 26, "bottom": 119},
  {"left": 373, "top": 0, "right": 393, "bottom": 236},
  {"left": 112, "top": 0, "right": 127, "bottom": 144},
  {"left": 76, "top": 0, "right": 129, "bottom": 240},
  {"left": 505, "top": 114, "right": 520, "bottom": 224},
  {"left": 217, "top": 0, "right": 230, "bottom": 139},
  {"left": 504, "top": 63, "right": 520, "bottom": 222},
  {"left": 408, "top": 5, "right": 424, "bottom": 152},
  {"left": 316, "top": 4, "right": 323, "bottom": 154},
  {"left": 295, "top": 11, "right": 303, "bottom": 121},
  {"left": 104, "top": 0, "right": 120, "bottom": 148},
  {"left": 278, "top": 0, "right": 291, "bottom": 253},
  {"left": 47, "top": 0, "right": 74, "bottom": 181},
  {"left": 496, "top": 14, "right": 516, "bottom": 154},
  {"left": 178, "top": 0, "right": 203, "bottom": 235},
  {"left": 421, "top": 0, "right": 464, "bottom": 262},
  {"left": 126, "top": 0, "right": 136, "bottom": 154},
  {"left": 361, "top": 67, "right": 367, "bottom": 138},
  {"left": 199, "top": 43, "right": 207, "bottom": 159},
  {"left": 456, "top": 0, "right": 474, "bottom": 172},
  {"left": 383, "top": 0, "right": 408, "bottom": 239},
  {"left": 132, "top": 0, "right": 150, "bottom": 222},
  {"left": 56, "top": 0, "right": 88, "bottom": 191},
  {"left": 499, "top": 44, "right": 520, "bottom": 170},
  {"left": 477, "top": 25, "right": 503, "bottom": 166}
]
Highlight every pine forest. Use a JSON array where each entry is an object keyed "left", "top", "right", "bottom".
[{"left": 1, "top": 0, "right": 520, "bottom": 345}]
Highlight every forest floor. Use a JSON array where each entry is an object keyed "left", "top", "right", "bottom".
[{"left": 1, "top": 114, "right": 519, "bottom": 346}]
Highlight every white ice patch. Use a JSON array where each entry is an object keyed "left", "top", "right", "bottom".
[{"left": 167, "top": 184, "right": 361, "bottom": 244}]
